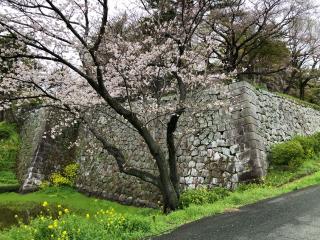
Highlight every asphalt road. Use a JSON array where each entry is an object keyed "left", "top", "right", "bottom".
[{"left": 153, "top": 185, "right": 320, "bottom": 240}]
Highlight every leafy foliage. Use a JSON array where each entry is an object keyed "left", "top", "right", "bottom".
[
  {"left": 49, "top": 163, "right": 79, "bottom": 187},
  {"left": 0, "top": 122, "right": 20, "bottom": 189},
  {"left": 292, "top": 136, "right": 317, "bottom": 158},
  {"left": 270, "top": 140, "right": 304, "bottom": 167},
  {"left": 179, "top": 187, "right": 230, "bottom": 208},
  {"left": 270, "top": 132, "right": 320, "bottom": 169},
  {"left": 265, "top": 159, "right": 320, "bottom": 187}
]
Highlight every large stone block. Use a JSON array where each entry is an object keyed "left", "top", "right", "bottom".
[{"left": 15, "top": 81, "right": 320, "bottom": 206}]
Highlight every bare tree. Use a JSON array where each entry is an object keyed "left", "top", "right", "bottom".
[
  {"left": 201, "top": 0, "right": 308, "bottom": 76},
  {"left": 284, "top": 17, "right": 320, "bottom": 99}
]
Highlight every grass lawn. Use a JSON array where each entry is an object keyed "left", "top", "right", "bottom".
[
  {"left": 0, "top": 186, "right": 156, "bottom": 216},
  {"left": 1, "top": 158, "right": 320, "bottom": 239}
]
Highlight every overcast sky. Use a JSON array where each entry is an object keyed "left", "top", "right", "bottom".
[
  {"left": 108, "top": 0, "right": 320, "bottom": 17},
  {"left": 108, "top": 0, "right": 139, "bottom": 17}
]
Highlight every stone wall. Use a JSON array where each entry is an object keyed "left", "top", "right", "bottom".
[
  {"left": 75, "top": 82, "right": 267, "bottom": 206},
  {"left": 254, "top": 90, "right": 320, "bottom": 148},
  {"left": 16, "top": 109, "right": 79, "bottom": 192},
  {"left": 15, "top": 81, "right": 320, "bottom": 207}
]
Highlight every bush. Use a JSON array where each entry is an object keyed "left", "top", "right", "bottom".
[
  {"left": 311, "top": 133, "right": 320, "bottom": 153},
  {"left": 270, "top": 132, "right": 320, "bottom": 169},
  {"left": 292, "top": 136, "right": 317, "bottom": 158},
  {"left": 0, "top": 129, "right": 10, "bottom": 141},
  {"left": 179, "top": 187, "right": 229, "bottom": 208},
  {"left": 49, "top": 163, "right": 79, "bottom": 187},
  {"left": 0, "top": 122, "right": 20, "bottom": 188},
  {"left": 0, "top": 122, "right": 20, "bottom": 171},
  {"left": 50, "top": 173, "right": 71, "bottom": 186},
  {"left": 63, "top": 163, "right": 79, "bottom": 184},
  {"left": 270, "top": 140, "right": 304, "bottom": 166}
]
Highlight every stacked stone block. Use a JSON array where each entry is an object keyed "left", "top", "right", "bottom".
[{"left": 16, "top": 81, "right": 320, "bottom": 207}]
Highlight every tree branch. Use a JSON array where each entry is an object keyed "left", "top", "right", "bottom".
[{"left": 88, "top": 126, "right": 161, "bottom": 188}]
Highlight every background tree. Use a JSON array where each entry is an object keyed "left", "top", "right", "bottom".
[
  {"left": 241, "top": 38, "right": 290, "bottom": 89},
  {"left": 283, "top": 17, "right": 320, "bottom": 99},
  {"left": 201, "top": 0, "right": 308, "bottom": 77}
]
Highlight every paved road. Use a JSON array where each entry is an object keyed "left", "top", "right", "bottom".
[{"left": 153, "top": 185, "right": 320, "bottom": 240}]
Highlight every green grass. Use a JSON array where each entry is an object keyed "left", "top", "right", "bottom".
[
  {"left": 0, "top": 186, "right": 156, "bottom": 216},
  {"left": 0, "top": 122, "right": 20, "bottom": 191},
  {"left": 265, "top": 159, "right": 320, "bottom": 187},
  {"left": 1, "top": 157, "right": 320, "bottom": 239}
]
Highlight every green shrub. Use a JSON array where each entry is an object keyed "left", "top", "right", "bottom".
[
  {"left": 292, "top": 136, "right": 317, "bottom": 158},
  {"left": 0, "top": 122, "right": 20, "bottom": 171},
  {"left": 311, "top": 133, "right": 320, "bottom": 153},
  {"left": 0, "top": 122, "right": 20, "bottom": 189},
  {"left": 50, "top": 172, "right": 71, "bottom": 186},
  {"left": 179, "top": 187, "right": 229, "bottom": 208},
  {"left": 270, "top": 140, "right": 304, "bottom": 166},
  {"left": 63, "top": 163, "right": 80, "bottom": 185},
  {"left": 0, "top": 130, "right": 10, "bottom": 141},
  {"left": 288, "top": 157, "right": 304, "bottom": 170},
  {"left": 49, "top": 163, "right": 79, "bottom": 187}
]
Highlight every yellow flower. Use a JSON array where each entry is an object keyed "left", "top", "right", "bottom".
[
  {"left": 58, "top": 211, "right": 63, "bottom": 216},
  {"left": 64, "top": 208, "right": 69, "bottom": 214},
  {"left": 62, "top": 230, "right": 67, "bottom": 235},
  {"left": 53, "top": 220, "right": 58, "bottom": 228},
  {"left": 57, "top": 204, "right": 62, "bottom": 208},
  {"left": 86, "top": 213, "right": 90, "bottom": 219},
  {"left": 48, "top": 225, "right": 53, "bottom": 229},
  {"left": 42, "top": 201, "right": 49, "bottom": 207}
]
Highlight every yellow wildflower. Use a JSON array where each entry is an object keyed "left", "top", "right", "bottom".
[
  {"left": 42, "top": 201, "right": 49, "bottom": 207},
  {"left": 53, "top": 220, "right": 58, "bottom": 228},
  {"left": 48, "top": 225, "right": 53, "bottom": 229},
  {"left": 86, "top": 213, "right": 90, "bottom": 219},
  {"left": 64, "top": 208, "right": 69, "bottom": 214}
]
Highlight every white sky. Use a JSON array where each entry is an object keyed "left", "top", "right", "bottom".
[{"left": 108, "top": 0, "right": 140, "bottom": 17}]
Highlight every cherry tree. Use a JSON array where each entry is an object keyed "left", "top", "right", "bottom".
[{"left": 0, "top": 0, "right": 224, "bottom": 211}]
